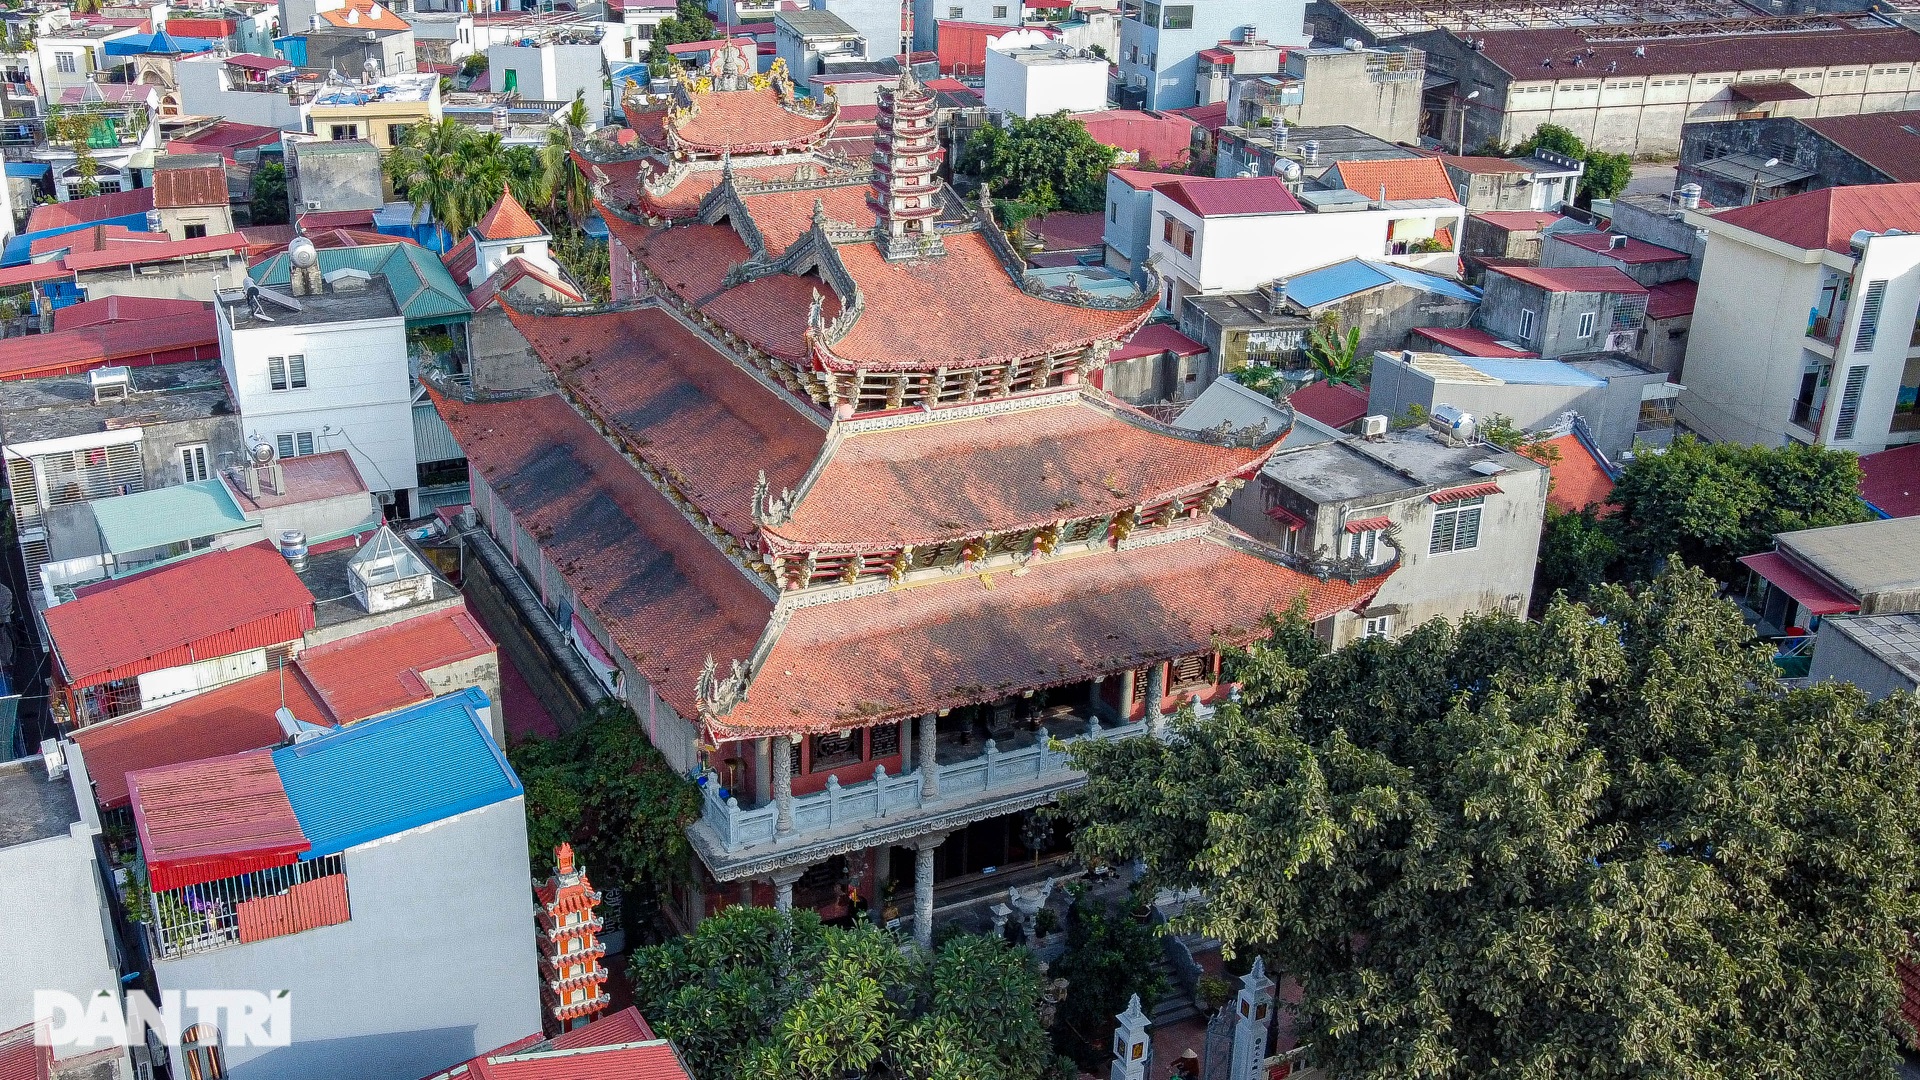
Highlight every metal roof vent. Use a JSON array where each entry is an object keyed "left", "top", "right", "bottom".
[{"left": 90, "top": 366, "right": 130, "bottom": 404}]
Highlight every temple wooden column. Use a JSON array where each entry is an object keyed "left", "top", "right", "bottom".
[
  {"left": 1117, "top": 668, "right": 1136, "bottom": 722},
  {"left": 1145, "top": 663, "right": 1166, "bottom": 736}
]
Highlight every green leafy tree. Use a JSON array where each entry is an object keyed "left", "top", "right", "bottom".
[
  {"left": 1516, "top": 123, "right": 1633, "bottom": 202},
  {"left": 1532, "top": 504, "right": 1621, "bottom": 605},
  {"left": 50, "top": 112, "right": 100, "bottom": 199},
  {"left": 1065, "top": 565, "right": 1920, "bottom": 1080},
  {"left": 646, "top": 0, "right": 717, "bottom": 67},
  {"left": 1606, "top": 434, "right": 1868, "bottom": 582},
  {"left": 249, "top": 158, "right": 289, "bottom": 225},
  {"left": 461, "top": 51, "right": 487, "bottom": 78},
  {"left": 629, "top": 906, "right": 1062, "bottom": 1080},
  {"left": 1304, "top": 316, "right": 1367, "bottom": 387},
  {"left": 1049, "top": 892, "right": 1169, "bottom": 1070},
  {"left": 506, "top": 698, "right": 699, "bottom": 910},
  {"left": 961, "top": 111, "right": 1117, "bottom": 216},
  {"left": 1515, "top": 122, "right": 1584, "bottom": 160}
]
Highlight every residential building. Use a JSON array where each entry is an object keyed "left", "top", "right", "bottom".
[
  {"left": 1075, "top": 109, "right": 1198, "bottom": 169},
  {"left": 151, "top": 156, "right": 235, "bottom": 241},
  {"left": 1678, "top": 110, "right": 1920, "bottom": 208},
  {"left": 0, "top": 357, "right": 241, "bottom": 581},
  {"left": 487, "top": 26, "right": 605, "bottom": 105},
  {"left": 1808, "top": 612, "right": 1920, "bottom": 700},
  {"left": 1212, "top": 121, "right": 1415, "bottom": 183},
  {"left": 1218, "top": 42, "right": 1426, "bottom": 145},
  {"left": 1541, "top": 230, "right": 1691, "bottom": 288},
  {"left": 1194, "top": 32, "right": 1285, "bottom": 107},
  {"left": 1185, "top": 256, "right": 1479, "bottom": 369},
  {"left": 409, "top": 12, "right": 478, "bottom": 67},
  {"left": 1116, "top": 0, "right": 1309, "bottom": 110},
  {"left": 0, "top": 751, "right": 127, "bottom": 1077},
  {"left": 1860, "top": 442, "right": 1920, "bottom": 519},
  {"left": 305, "top": 71, "right": 441, "bottom": 149},
  {"left": 37, "top": 22, "right": 136, "bottom": 95},
  {"left": 1408, "top": 19, "right": 1920, "bottom": 159},
  {"left": 304, "top": 0, "right": 416, "bottom": 77},
  {"left": 57, "top": 231, "right": 252, "bottom": 303},
  {"left": 1417, "top": 149, "right": 1583, "bottom": 212},
  {"left": 1460, "top": 209, "right": 1579, "bottom": 265},
  {"left": 984, "top": 33, "right": 1108, "bottom": 118},
  {"left": 215, "top": 262, "right": 420, "bottom": 513},
  {"left": 1679, "top": 183, "right": 1920, "bottom": 452},
  {"left": 776, "top": 9, "right": 866, "bottom": 84},
  {"left": 932, "top": 19, "right": 1044, "bottom": 78},
  {"left": 1637, "top": 278, "right": 1697, "bottom": 376},
  {"left": 249, "top": 238, "right": 474, "bottom": 357},
  {"left": 812, "top": 0, "right": 910, "bottom": 61},
  {"left": 1367, "top": 349, "right": 1678, "bottom": 459},
  {"left": 1211, "top": 424, "right": 1550, "bottom": 646},
  {"left": 1475, "top": 264, "right": 1649, "bottom": 359},
  {"left": 441, "top": 185, "right": 581, "bottom": 309},
  {"left": 1172, "top": 287, "right": 1311, "bottom": 376},
  {"left": 1605, "top": 189, "right": 1712, "bottom": 279},
  {"left": 1101, "top": 321, "right": 1212, "bottom": 404},
  {"left": 287, "top": 138, "right": 384, "bottom": 216},
  {"left": 164, "top": 10, "right": 277, "bottom": 56},
  {"left": 421, "top": 1007, "right": 694, "bottom": 1080},
  {"left": 1144, "top": 174, "right": 1464, "bottom": 312},
  {"left": 175, "top": 54, "right": 306, "bottom": 131},
  {"left": 510, "top": 63, "right": 1392, "bottom": 936},
  {"left": 1739, "top": 516, "right": 1920, "bottom": 638},
  {"left": 109, "top": 688, "right": 541, "bottom": 1080}
]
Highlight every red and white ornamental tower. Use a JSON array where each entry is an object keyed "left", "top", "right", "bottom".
[
  {"left": 535, "top": 843, "right": 610, "bottom": 1033},
  {"left": 870, "top": 68, "right": 945, "bottom": 260}
]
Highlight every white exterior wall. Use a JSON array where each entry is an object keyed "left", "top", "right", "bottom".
[
  {"left": 1498, "top": 62, "right": 1920, "bottom": 158},
  {"left": 983, "top": 47, "right": 1107, "bottom": 118},
  {"left": 1681, "top": 225, "right": 1920, "bottom": 452},
  {"left": 176, "top": 59, "right": 309, "bottom": 132},
  {"left": 487, "top": 40, "right": 603, "bottom": 104},
  {"left": 221, "top": 315, "right": 420, "bottom": 504}
]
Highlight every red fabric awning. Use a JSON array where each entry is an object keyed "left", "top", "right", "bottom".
[
  {"left": 1344, "top": 515, "right": 1391, "bottom": 533},
  {"left": 1430, "top": 482, "right": 1500, "bottom": 503},
  {"left": 1737, "top": 551, "right": 1860, "bottom": 616},
  {"left": 1266, "top": 505, "right": 1306, "bottom": 530}
]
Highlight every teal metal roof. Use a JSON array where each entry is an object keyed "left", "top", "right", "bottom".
[
  {"left": 273, "top": 687, "right": 519, "bottom": 858},
  {"left": 253, "top": 242, "right": 471, "bottom": 327},
  {"left": 91, "top": 479, "right": 251, "bottom": 556}
]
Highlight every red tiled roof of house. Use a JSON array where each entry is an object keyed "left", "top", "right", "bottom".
[
  {"left": 766, "top": 397, "right": 1276, "bottom": 548},
  {"left": 72, "top": 671, "right": 329, "bottom": 810},
  {"left": 474, "top": 184, "right": 546, "bottom": 242},
  {"left": 128, "top": 748, "right": 311, "bottom": 892},
  {"left": 317, "top": 0, "right": 409, "bottom": 31},
  {"left": 1551, "top": 231, "right": 1687, "bottom": 264},
  {"left": 1158, "top": 176, "right": 1301, "bottom": 217},
  {"left": 1173, "top": 101, "right": 1229, "bottom": 132},
  {"left": 636, "top": 160, "right": 802, "bottom": 217},
  {"left": 53, "top": 294, "right": 206, "bottom": 330},
  {"left": 1710, "top": 182, "right": 1920, "bottom": 254},
  {"left": 706, "top": 532, "right": 1388, "bottom": 739},
  {"left": 736, "top": 181, "right": 873, "bottom": 253},
  {"left": 1286, "top": 380, "right": 1371, "bottom": 429},
  {"left": 1329, "top": 157, "right": 1456, "bottom": 202},
  {"left": 0, "top": 1022, "right": 52, "bottom": 1080},
  {"left": 1469, "top": 25, "right": 1920, "bottom": 82},
  {"left": 432, "top": 390, "right": 775, "bottom": 719},
  {"left": 1645, "top": 279, "right": 1697, "bottom": 321},
  {"left": 1797, "top": 111, "right": 1920, "bottom": 184},
  {"left": 421, "top": 1008, "right": 689, "bottom": 1080},
  {"left": 830, "top": 230, "right": 1153, "bottom": 369},
  {"left": 1526, "top": 433, "right": 1616, "bottom": 516},
  {"left": 224, "top": 450, "right": 367, "bottom": 511},
  {"left": 1487, "top": 264, "right": 1648, "bottom": 295},
  {"left": 503, "top": 305, "right": 828, "bottom": 540},
  {"left": 469, "top": 256, "right": 583, "bottom": 307},
  {"left": 1861, "top": 443, "right": 1920, "bottom": 519},
  {"left": 153, "top": 164, "right": 229, "bottom": 208},
  {"left": 296, "top": 610, "right": 495, "bottom": 722},
  {"left": 1027, "top": 210, "right": 1106, "bottom": 251},
  {"left": 1413, "top": 325, "right": 1538, "bottom": 358},
  {"left": 25, "top": 187, "right": 155, "bottom": 232},
  {"left": 46, "top": 545, "right": 315, "bottom": 690},
  {"left": 1469, "top": 210, "right": 1565, "bottom": 232},
  {"left": 1110, "top": 322, "right": 1204, "bottom": 362},
  {"left": 1071, "top": 109, "right": 1196, "bottom": 168},
  {"left": 669, "top": 87, "right": 836, "bottom": 153}
]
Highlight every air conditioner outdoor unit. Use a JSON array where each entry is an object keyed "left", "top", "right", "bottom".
[{"left": 1360, "top": 414, "right": 1388, "bottom": 438}]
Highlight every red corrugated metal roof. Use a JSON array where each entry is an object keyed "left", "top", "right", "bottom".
[
  {"left": 128, "top": 749, "right": 310, "bottom": 891},
  {"left": 1645, "top": 279, "right": 1697, "bottom": 321},
  {"left": 25, "top": 188, "right": 155, "bottom": 233},
  {"left": 223, "top": 52, "right": 288, "bottom": 70},
  {"left": 1861, "top": 443, "right": 1920, "bottom": 519},
  {"left": 1552, "top": 231, "right": 1687, "bottom": 264},
  {"left": 47, "top": 545, "right": 316, "bottom": 690},
  {"left": 1738, "top": 550, "right": 1860, "bottom": 616},
  {"left": 63, "top": 231, "right": 247, "bottom": 271},
  {"left": 1110, "top": 322, "right": 1205, "bottom": 362},
  {"left": 1198, "top": 47, "right": 1231, "bottom": 62},
  {"left": 0, "top": 1022, "right": 53, "bottom": 1080},
  {"left": 1159, "top": 176, "right": 1301, "bottom": 217},
  {"left": 1487, "top": 264, "right": 1647, "bottom": 295},
  {"left": 1709, "top": 183, "right": 1920, "bottom": 255},
  {"left": 296, "top": 609, "right": 495, "bottom": 722},
  {"left": 1344, "top": 515, "right": 1391, "bottom": 533},
  {"left": 54, "top": 295, "right": 208, "bottom": 330},
  {"left": 1287, "top": 380, "right": 1371, "bottom": 429},
  {"left": 467, "top": 1044, "right": 694, "bottom": 1079},
  {"left": 1413, "top": 325, "right": 1538, "bottom": 358},
  {"left": 153, "top": 165, "right": 229, "bottom": 209},
  {"left": 1072, "top": 109, "right": 1196, "bottom": 167},
  {"left": 0, "top": 308, "right": 219, "bottom": 380},
  {"left": 1430, "top": 482, "right": 1501, "bottom": 502},
  {"left": 0, "top": 262, "right": 76, "bottom": 290},
  {"left": 1469, "top": 210, "right": 1564, "bottom": 232}
]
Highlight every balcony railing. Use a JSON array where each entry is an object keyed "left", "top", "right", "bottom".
[
  {"left": 699, "top": 712, "right": 1157, "bottom": 853},
  {"left": 1807, "top": 314, "right": 1841, "bottom": 347},
  {"left": 145, "top": 854, "right": 350, "bottom": 961}
]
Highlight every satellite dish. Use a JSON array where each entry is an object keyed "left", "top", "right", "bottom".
[
  {"left": 250, "top": 439, "right": 278, "bottom": 466},
  {"left": 289, "top": 237, "right": 318, "bottom": 268}
]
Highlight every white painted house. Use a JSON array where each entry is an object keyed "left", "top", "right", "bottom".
[
  {"left": 1679, "top": 183, "right": 1920, "bottom": 454},
  {"left": 215, "top": 254, "right": 420, "bottom": 517},
  {"left": 1143, "top": 175, "right": 1463, "bottom": 313},
  {"left": 983, "top": 31, "right": 1108, "bottom": 119}
]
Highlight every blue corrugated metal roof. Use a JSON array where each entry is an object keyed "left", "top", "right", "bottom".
[
  {"left": 1371, "top": 261, "right": 1480, "bottom": 303},
  {"left": 1284, "top": 259, "right": 1391, "bottom": 308},
  {"left": 273, "top": 687, "right": 519, "bottom": 858},
  {"left": 5, "top": 162, "right": 49, "bottom": 179},
  {"left": 1459, "top": 358, "right": 1608, "bottom": 387}
]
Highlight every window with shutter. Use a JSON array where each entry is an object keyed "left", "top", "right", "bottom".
[
  {"left": 1854, "top": 280, "right": 1887, "bottom": 351},
  {"left": 1833, "top": 366, "right": 1870, "bottom": 440},
  {"left": 287, "top": 354, "right": 307, "bottom": 389},
  {"left": 268, "top": 355, "right": 287, "bottom": 391},
  {"left": 1430, "top": 497, "right": 1484, "bottom": 554}
]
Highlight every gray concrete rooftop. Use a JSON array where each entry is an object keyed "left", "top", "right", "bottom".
[
  {"left": 0, "top": 755, "right": 79, "bottom": 849},
  {"left": 220, "top": 274, "right": 400, "bottom": 330},
  {"left": 0, "top": 359, "right": 233, "bottom": 446},
  {"left": 1824, "top": 613, "right": 1920, "bottom": 685},
  {"left": 1777, "top": 517, "right": 1920, "bottom": 601}
]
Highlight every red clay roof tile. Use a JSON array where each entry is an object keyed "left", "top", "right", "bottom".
[
  {"left": 1329, "top": 157, "right": 1457, "bottom": 202},
  {"left": 668, "top": 87, "right": 836, "bottom": 153},
  {"left": 474, "top": 184, "right": 546, "bottom": 242},
  {"left": 1527, "top": 433, "right": 1616, "bottom": 516}
]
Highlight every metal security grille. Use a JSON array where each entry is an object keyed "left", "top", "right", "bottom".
[
  {"left": 11, "top": 443, "right": 145, "bottom": 575},
  {"left": 1855, "top": 280, "right": 1887, "bottom": 351},
  {"left": 148, "top": 854, "right": 348, "bottom": 960},
  {"left": 1834, "top": 366, "right": 1870, "bottom": 440}
]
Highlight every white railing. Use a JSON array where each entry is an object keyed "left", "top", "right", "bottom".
[{"left": 700, "top": 716, "right": 1146, "bottom": 852}]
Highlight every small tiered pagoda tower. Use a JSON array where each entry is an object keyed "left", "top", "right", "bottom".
[
  {"left": 870, "top": 69, "right": 944, "bottom": 260},
  {"left": 535, "top": 843, "right": 609, "bottom": 1033}
]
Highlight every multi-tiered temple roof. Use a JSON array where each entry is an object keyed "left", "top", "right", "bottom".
[{"left": 437, "top": 60, "right": 1396, "bottom": 747}]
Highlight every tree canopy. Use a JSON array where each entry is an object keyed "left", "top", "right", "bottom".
[
  {"left": 646, "top": 0, "right": 717, "bottom": 67},
  {"left": 506, "top": 698, "right": 699, "bottom": 903},
  {"left": 1064, "top": 566, "right": 1920, "bottom": 1079},
  {"left": 1515, "top": 123, "right": 1632, "bottom": 202},
  {"left": 628, "top": 906, "right": 1062, "bottom": 1080},
  {"left": 960, "top": 112, "right": 1117, "bottom": 221},
  {"left": 1537, "top": 435, "right": 1868, "bottom": 597}
]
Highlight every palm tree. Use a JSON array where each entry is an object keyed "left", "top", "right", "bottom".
[
  {"left": 540, "top": 92, "right": 592, "bottom": 224},
  {"left": 1306, "top": 317, "right": 1368, "bottom": 388}
]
